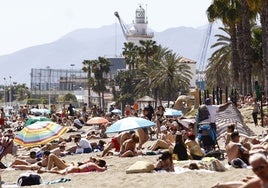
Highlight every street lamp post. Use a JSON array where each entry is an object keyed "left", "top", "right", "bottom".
[
  {"left": 46, "top": 66, "right": 51, "bottom": 107},
  {"left": 70, "top": 64, "right": 75, "bottom": 90},
  {"left": 9, "top": 76, "right": 12, "bottom": 107},
  {"left": 3, "top": 77, "right": 6, "bottom": 107}
]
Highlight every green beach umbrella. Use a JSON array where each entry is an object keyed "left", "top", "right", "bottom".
[{"left": 25, "top": 117, "right": 52, "bottom": 126}]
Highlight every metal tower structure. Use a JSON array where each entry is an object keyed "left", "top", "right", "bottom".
[{"left": 196, "top": 23, "right": 213, "bottom": 90}]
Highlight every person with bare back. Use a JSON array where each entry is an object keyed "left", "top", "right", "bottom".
[{"left": 101, "top": 131, "right": 134, "bottom": 157}]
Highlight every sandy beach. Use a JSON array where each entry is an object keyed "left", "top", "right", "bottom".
[{"left": 0, "top": 106, "right": 266, "bottom": 188}]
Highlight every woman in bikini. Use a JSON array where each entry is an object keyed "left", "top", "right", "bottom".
[{"left": 38, "top": 154, "right": 107, "bottom": 174}]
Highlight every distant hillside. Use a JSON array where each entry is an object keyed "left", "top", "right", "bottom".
[{"left": 0, "top": 23, "right": 221, "bottom": 85}]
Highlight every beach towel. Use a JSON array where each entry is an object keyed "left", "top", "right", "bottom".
[{"left": 44, "top": 178, "right": 71, "bottom": 185}]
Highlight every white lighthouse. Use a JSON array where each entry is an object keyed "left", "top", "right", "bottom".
[{"left": 115, "top": 5, "right": 154, "bottom": 45}]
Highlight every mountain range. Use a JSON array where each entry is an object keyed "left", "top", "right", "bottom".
[{"left": 0, "top": 23, "right": 221, "bottom": 86}]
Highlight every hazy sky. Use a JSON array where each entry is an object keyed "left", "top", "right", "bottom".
[{"left": 0, "top": 0, "right": 213, "bottom": 55}]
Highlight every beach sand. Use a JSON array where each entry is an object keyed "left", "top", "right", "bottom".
[{"left": 1, "top": 107, "right": 266, "bottom": 188}]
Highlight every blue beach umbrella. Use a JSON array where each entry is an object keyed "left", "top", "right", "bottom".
[
  {"left": 164, "top": 108, "right": 183, "bottom": 117},
  {"left": 111, "top": 109, "right": 122, "bottom": 114},
  {"left": 105, "top": 117, "right": 155, "bottom": 133}
]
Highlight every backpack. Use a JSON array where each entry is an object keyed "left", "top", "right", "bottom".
[{"left": 17, "top": 172, "right": 42, "bottom": 186}]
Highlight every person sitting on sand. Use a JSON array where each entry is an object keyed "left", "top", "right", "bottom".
[
  {"left": 50, "top": 142, "right": 67, "bottom": 157},
  {"left": 120, "top": 133, "right": 140, "bottom": 157},
  {"left": 226, "top": 131, "right": 249, "bottom": 168},
  {"left": 101, "top": 131, "right": 134, "bottom": 157},
  {"left": 185, "top": 132, "right": 204, "bottom": 160},
  {"left": 154, "top": 151, "right": 174, "bottom": 172},
  {"left": 149, "top": 125, "right": 174, "bottom": 152},
  {"left": 172, "top": 133, "right": 188, "bottom": 161},
  {"left": 38, "top": 154, "right": 107, "bottom": 174}
]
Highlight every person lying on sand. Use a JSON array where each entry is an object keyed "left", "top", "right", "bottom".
[
  {"left": 37, "top": 154, "right": 107, "bottom": 174},
  {"left": 12, "top": 150, "right": 51, "bottom": 170},
  {"left": 10, "top": 150, "right": 39, "bottom": 167}
]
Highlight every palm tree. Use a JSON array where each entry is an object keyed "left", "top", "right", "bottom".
[
  {"left": 251, "top": 26, "right": 263, "bottom": 83},
  {"left": 122, "top": 42, "right": 138, "bottom": 70},
  {"left": 138, "top": 40, "right": 159, "bottom": 67},
  {"left": 246, "top": 0, "right": 268, "bottom": 95},
  {"left": 207, "top": 0, "right": 241, "bottom": 88},
  {"left": 82, "top": 60, "right": 95, "bottom": 106},
  {"left": 206, "top": 27, "right": 232, "bottom": 90},
  {"left": 91, "top": 57, "right": 111, "bottom": 108},
  {"left": 151, "top": 51, "right": 192, "bottom": 106}
]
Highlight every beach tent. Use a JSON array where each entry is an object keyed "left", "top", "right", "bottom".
[
  {"left": 136, "top": 96, "right": 155, "bottom": 102},
  {"left": 215, "top": 103, "right": 255, "bottom": 139}
]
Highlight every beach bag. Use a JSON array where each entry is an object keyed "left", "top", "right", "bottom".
[{"left": 17, "top": 172, "right": 42, "bottom": 186}]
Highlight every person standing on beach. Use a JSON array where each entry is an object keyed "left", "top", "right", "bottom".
[
  {"left": 0, "top": 108, "right": 5, "bottom": 132},
  {"left": 67, "top": 104, "right": 75, "bottom": 116},
  {"left": 144, "top": 101, "right": 154, "bottom": 121},
  {"left": 251, "top": 98, "right": 260, "bottom": 126}
]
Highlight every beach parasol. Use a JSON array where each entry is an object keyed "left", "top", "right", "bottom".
[
  {"left": 30, "top": 108, "right": 50, "bottom": 115},
  {"left": 164, "top": 108, "right": 183, "bottom": 117},
  {"left": 86, "top": 117, "right": 109, "bottom": 125},
  {"left": 14, "top": 121, "right": 67, "bottom": 147},
  {"left": 111, "top": 109, "right": 122, "bottom": 114},
  {"left": 105, "top": 117, "right": 155, "bottom": 133},
  {"left": 25, "top": 116, "right": 52, "bottom": 126}
]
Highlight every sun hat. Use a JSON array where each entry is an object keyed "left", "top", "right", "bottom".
[{"left": 160, "top": 125, "right": 167, "bottom": 132}]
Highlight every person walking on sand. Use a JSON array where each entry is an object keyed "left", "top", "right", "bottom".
[{"left": 251, "top": 98, "right": 260, "bottom": 126}]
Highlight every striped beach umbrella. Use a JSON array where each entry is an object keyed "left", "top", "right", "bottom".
[{"left": 14, "top": 121, "right": 67, "bottom": 147}]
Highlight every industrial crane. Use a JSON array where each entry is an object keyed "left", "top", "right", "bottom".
[
  {"left": 196, "top": 23, "right": 213, "bottom": 90},
  {"left": 114, "top": 11, "right": 130, "bottom": 40}
]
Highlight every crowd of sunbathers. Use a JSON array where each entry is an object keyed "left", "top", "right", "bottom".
[{"left": 0, "top": 99, "right": 267, "bottom": 185}]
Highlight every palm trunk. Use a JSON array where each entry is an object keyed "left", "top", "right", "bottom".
[
  {"left": 261, "top": 0, "right": 268, "bottom": 96},
  {"left": 87, "top": 70, "right": 91, "bottom": 106},
  {"left": 230, "top": 24, "right": 240, "bottom": 89},
  {"left": 241, "top": 0, "right": 253, "bottom": 95}
]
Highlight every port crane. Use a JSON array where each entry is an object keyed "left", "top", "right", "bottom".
[{"left": 196, "top": 23, "right": 213, "bottom": 90}]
